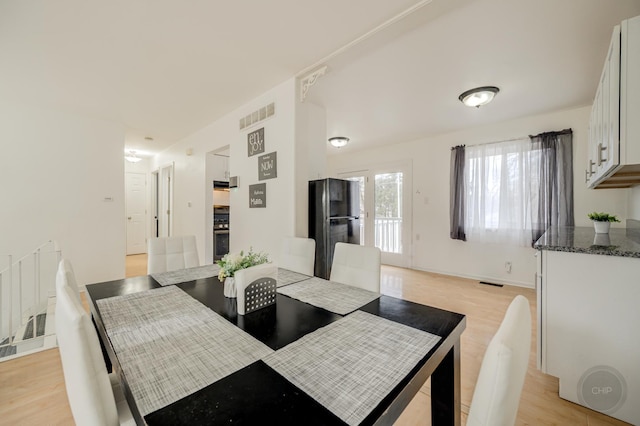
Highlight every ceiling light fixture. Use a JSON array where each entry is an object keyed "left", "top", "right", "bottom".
[
  {"left": 458, "top": 86, "right": 500, "bottom": 108},
  {"left": 125, "top": 150, "right": 142, "bottom": 163},
  {"left": 328, "top": 136, "right": 349, "bottom": 148}
]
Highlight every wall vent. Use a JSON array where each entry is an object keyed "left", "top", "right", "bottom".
[{"left": 239, "top": 102, "right": 275, "bottom": 130}]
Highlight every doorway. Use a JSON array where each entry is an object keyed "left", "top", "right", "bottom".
[
  {"left": 205, "top": 146, "right": 231, "bottom": 263},
  {"left": 338, "top": 161, "right": 412, "bottom": 267}
]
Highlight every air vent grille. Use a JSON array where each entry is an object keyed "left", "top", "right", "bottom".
[{"left": 239, "top": 102, "right": 275, "bottom": 130}]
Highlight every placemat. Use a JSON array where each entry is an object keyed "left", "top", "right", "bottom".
[
  {"left": 263, "top": 310, "right": 441, "bottom": 425},
  {"left": 151, "top": 264, "right": 221, "bottom": 286},
  {"left": 277, "top": 276, "right": 380, "bottom": 315},
  {"left": 96, "top": 286, "right": 273, "bottom": 416},
  {"left": 277, "top": 267, "right": 312, "bottom": 287}
]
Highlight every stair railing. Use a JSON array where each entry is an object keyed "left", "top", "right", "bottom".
[{"left": 0, "top": 241, "right": 61, "bottom": 355}]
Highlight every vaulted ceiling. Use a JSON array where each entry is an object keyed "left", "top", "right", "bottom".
[{"left": 2, "top": 0, "right": 640, "bottom": 157}]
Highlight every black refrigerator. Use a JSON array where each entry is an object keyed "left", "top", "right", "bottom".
[{"left": 308, "top": 178, "right": 360, "bottom": 279}]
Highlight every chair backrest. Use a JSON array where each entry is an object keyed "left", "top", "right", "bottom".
[
  {"left": 235, "top": 263, "right": 277, "bottom": 315},
  {"left": 56, "top": 259, "right": 81, "bottom": 303},
  {"left": 467, "top": 295, "right": 532, "bottom": 426},
  {"left": 329, "top": 243, "right": 381, "bottom": 292},
  {"left": 56, "top": 281, "right": 119, "bottom": 426},
  {"left": 279, "top": 237, "right": 315, "bottom": 276},
  {"left": 147, "top": 235, "right": 200, "bottom": 274}
]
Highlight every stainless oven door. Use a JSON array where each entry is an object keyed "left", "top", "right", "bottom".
[{"left": 213, "top": 229, "right": 229, "bottom": 261}]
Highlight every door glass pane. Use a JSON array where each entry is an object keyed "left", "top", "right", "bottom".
[
  {"left": 374, "top": 172, "right": 402, "bottom": 254},
  {"left": 345, "top": 176, "right": 365, "bottom": 245}
]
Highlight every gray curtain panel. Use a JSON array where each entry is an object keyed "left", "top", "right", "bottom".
[
  {"left": 530, "top": 129, "right": 574, "bottom": 245},
  {"left": 449, "top": 145, "right": 466, "bottom": 240}
]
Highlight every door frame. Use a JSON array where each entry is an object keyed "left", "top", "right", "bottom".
[
  {"left": 151, "top": 163, "right": 174, "bottom": 238},
  {"left": 337, "top": 160, "right": 412, "bottom": 268}
]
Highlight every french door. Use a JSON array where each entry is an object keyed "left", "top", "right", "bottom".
[{"left": 338, "top": 162, "right": 411, "bottom": 267}]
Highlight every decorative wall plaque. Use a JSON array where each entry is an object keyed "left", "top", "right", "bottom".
[
  {"left": 258, "top": 152, "right": 277, "bottom": 181},
  {"left": 248, "top": 128, "right": 265, "bottom": 157},
  {"left": 249, "top": 183, "right": 266, "bottom": 208}
]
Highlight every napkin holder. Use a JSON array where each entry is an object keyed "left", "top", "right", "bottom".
[{"left": 235, "top": 263, "right": 277, "bottom": 315}]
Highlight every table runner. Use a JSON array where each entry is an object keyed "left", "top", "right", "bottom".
[
  {"left": 151, "top": 264, "right": 220, "bottom": 286},
  {"left": 96, "top": 286, "right": 273, "bottom": 416},
  {"left": 263, "top": 310, "right": 441, "bottom": 425},
  {"left": 277, "top": 277, "right": 380, "bottom": 315},
  {"left": 277, "top": 268, "right": 312, "bottom": 287}
]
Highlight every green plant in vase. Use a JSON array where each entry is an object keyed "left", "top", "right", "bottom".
[{"left": 587, "top": 212, "right": 620, "bottom": 234}]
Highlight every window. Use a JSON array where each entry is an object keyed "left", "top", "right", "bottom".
[
  {"left": 464, "top": 138, "right": 534, "bottom": 246},
  {"left": 451, "top": 130, "right": 573, "bottom": 247}
]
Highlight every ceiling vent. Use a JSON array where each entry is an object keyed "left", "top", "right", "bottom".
[{"left": 239, "top": 102, "right": 275, "bottom": 130}]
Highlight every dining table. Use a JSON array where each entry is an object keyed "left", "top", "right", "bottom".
[{"left": 85, "top": 265, "right": 466, "bottom": 425}]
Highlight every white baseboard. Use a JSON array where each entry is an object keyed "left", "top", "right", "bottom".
[{"left": 408, "top": 265, "right": 535, "bottom": 289}]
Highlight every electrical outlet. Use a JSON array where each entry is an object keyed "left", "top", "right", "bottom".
[{"left": 505, "top": 261, "right": 512, "bottom": 273}]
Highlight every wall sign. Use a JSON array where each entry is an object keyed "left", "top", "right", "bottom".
[
  {"left": 247, "top": 127, "right": 265, "bottom": 157},
  {"left": 249, "top": 183, "right": 266, "bottom": 208},
  {"left": 258, "top": 152, "right": 277, "bottom": 181}
]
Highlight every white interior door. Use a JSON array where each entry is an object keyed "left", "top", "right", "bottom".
[
  {"left": 339, "top": 161, "right": 412, "bottom": 267},
  {"left": 126, "top": 172, "right": 147, "bottom": 254}
]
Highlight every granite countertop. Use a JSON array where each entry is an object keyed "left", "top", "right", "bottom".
[{"left": 534, "top": 222, "right": 640, "bottom": 258}]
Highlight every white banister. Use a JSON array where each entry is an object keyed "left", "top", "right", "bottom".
[{"left": 0, "top": 242, "right": 60, "bottom": 359}]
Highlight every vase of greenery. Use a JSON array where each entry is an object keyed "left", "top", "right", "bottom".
[
  {"left": 587, "top": 212, "right": 620, "bottom": 234},
  {"left": 217, "top": 248, "right": 270, "bottom": 298}
]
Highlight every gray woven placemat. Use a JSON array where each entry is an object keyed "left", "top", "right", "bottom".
[
  {"left": 151, "top": 264, "right": 221, "bottom": 286},
  {"left": 264, "top": 310, "right": 441, "bottom": 425},
  {"left": 277, "top": 276, "right": 380, "bottom": 315},
  {"left": 277, "top": 267, "right": 312, "bottom": 287},
  {"left": 96, "top": 286, "right": 273, "bottom": 416}
]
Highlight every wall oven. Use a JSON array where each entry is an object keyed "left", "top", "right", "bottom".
[
  {"left": 213, "top": 205, "right": 230, "bottom": 261},
  {"left": 213, "top": 228, "right": 229, "bottom": 261}
]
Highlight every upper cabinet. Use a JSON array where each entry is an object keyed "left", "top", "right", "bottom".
[
  {"left": 587, "top": 15, "right": 640, "bottom": 189},
  {"left": 212, "top": 154, "right": 230, "bottom": 182}
]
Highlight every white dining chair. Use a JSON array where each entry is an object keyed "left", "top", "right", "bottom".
[
  {"left": 466, "top": 295, "right": 531, "bottom": 426},
  {"left": 279, "top": 236, "right": 315, "bottom": 276},
  {"left": 147, "top": 235, "right": 200, "bottom": 274},
  {"left": 235, "top": 263, "right": 278, "bottom": 315},
  {"left": 56, "top": 258, "right": 81, "bottom": 303},
  {"left": 56, "top": 278, "right": 135, "bottom": 425},
  {"left": 329, "top": 242, "right": 381, "bottom": 292}
]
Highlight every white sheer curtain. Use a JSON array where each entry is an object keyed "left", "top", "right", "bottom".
[{"left": 464, "top": 138, "right": 535, "bottom": 246}]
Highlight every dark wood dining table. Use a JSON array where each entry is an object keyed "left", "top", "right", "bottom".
[{"left": 86, "top": 273, "right": 466, "bottom": 425}]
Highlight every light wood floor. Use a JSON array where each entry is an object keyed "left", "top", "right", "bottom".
[{"left": 0, "top": 254, "right": 629, "bottom": 425}]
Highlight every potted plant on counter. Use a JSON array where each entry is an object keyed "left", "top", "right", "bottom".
[{"left": 588, "top": 212, "right": 620, "bottom": 234}]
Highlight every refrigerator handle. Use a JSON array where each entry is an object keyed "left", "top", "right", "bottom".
[{"left": 328, "top": 216, "right": 359, "bottom": 220}]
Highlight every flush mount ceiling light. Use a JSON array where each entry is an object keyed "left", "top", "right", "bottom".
[
  {"left": 125, "top": 150, "right": 142, "bottom": 163},
  {"left": 329, "top": 136, "right": 349, "bottom": 148},
  {"left": 458, "top": 86, "right": 500, "bottom": 108}
]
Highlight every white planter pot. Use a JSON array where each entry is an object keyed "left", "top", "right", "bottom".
[
  {"left": 223, "top": 277, "right": 237, "bottom": 298},
  {"left": 593, "top": 221, "right": 611, "bottom": 234}
]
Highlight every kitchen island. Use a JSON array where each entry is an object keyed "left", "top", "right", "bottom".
[{"left": 534, "top": 224, "right": 640, "bottom": 425}]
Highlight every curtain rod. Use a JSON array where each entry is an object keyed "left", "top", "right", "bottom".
[
  {"left": 451, "top": 128, "right": 572, "bottom": 150},
  {"left": 529, "top": 128, "right": 572, "bottom": 139}
]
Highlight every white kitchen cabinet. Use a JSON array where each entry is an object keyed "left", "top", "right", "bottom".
[
  {"left": 587, "top": 15, "right": 640, "bottom": 188},
  {"left": 212, "top": 154, "right": 230, "bottom": 182},
  {"left": 536, "top": 237, "right": 640, "bottom": 424}
]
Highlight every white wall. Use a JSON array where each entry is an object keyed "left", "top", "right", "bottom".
[
  {"left": 328, "top": 105, "right": 629, "bottom": 287},
  {"left": 0, "top": 102, "right": 126, "bottom": 285},
  {"left": 153, "top": 79, "right": 299, "bottom": 264},
  {"left": 294, "top": 101, "right": 328, "bottom": 236}
]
